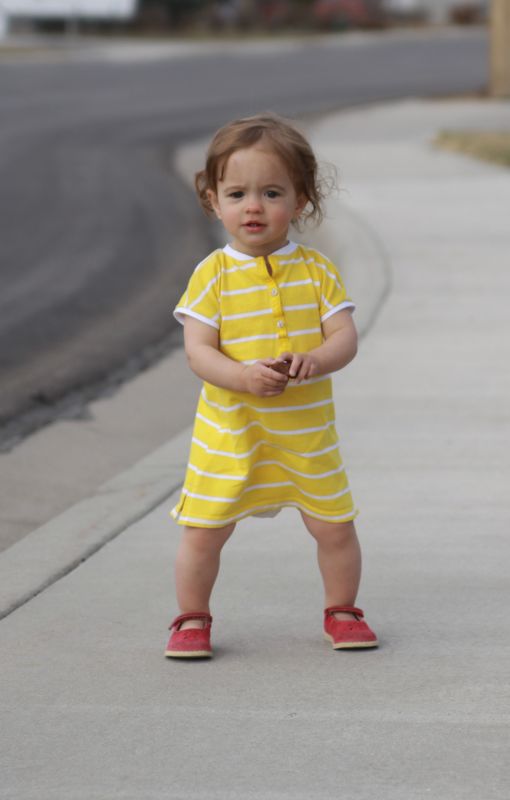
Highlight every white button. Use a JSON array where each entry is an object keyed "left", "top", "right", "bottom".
[
  {"left": 271, "top": 288, "right": 278, "bottom": 296},
  {"left": 277, "top": 321, "right": 284, "bottom": 329}
]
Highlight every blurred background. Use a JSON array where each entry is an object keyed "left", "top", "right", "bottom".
[
  {"left": 0, "top": 0, "right": 505, "bottom": 549},
  {"left": 0, "top": 1, "right": 490, "bottom": 36}
]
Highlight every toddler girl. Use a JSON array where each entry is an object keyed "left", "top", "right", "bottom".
[{"left": 165, "top": 113, "right": 378, "bottom": 658}]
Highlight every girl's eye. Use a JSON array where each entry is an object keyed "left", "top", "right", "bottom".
[
  {"left": 266, "top": 190, "right": 280, "bottom": 199},
  {"left": 228, "top": 191, "right": 244, "bottom": 199}
]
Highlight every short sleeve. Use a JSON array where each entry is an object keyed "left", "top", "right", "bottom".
[
  {"left": 173, "top": 252, "right": 221, "bottom": 329},
  {"left": 316, "top": 256, "right": 355, "bottom": 322}
]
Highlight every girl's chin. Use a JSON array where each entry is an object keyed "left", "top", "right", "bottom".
[{"left": 232, "top": 235, "right": 288, "bottom": 255}]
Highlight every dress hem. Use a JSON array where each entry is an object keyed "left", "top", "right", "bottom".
[{"left": 169, "top": 501, "right": 358, "bottom": 529}]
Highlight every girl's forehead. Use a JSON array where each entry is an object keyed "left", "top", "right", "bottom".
[{"left": 219, "top": 146, "right": 290, "bottom": 182}]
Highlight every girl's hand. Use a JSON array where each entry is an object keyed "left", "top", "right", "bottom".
[
  {"left": 242, "top": 360, "right": 289, "bottom": 397},
  {"left": 279, "top": 351, "right": 320, "bottom": 383}
]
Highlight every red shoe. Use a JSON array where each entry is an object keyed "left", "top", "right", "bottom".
[
  {"left": 164, "top": 612, "right": 213, "bottom": 659},
  {"left": 324, "top": 605, "right": 378, "bottom": 649}
]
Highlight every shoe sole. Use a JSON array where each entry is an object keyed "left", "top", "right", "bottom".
[
  {"left": 165, "top": 649, "right": 212, "bottom": 659},
  {"left": 324, "top": 632, "right": 378, "bottom": 650}
]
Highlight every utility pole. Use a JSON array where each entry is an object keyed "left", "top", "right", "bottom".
[
  {"left": 0, "top": 2, "right": 8, "bottom": 40},
  {"left": 490, "top": 0, "right": 510, "bottom": 96}
]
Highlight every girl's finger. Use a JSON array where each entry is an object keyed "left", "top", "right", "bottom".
[
  {"left": 264, "top": 368, "right": 288, "bottom": 384},
  {"left": 294, "top": 357, "right": 308, "bottom": 379},
  {"left": 288, "top": 355, "right": 302, "bottom": 378}
]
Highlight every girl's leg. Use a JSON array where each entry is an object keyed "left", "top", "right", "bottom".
[
  {"left": 300, "top": 513, "right": 361, "bottom": 621},
  {"left": 174, "top": 523, "right": 235, "bottom": 629}
]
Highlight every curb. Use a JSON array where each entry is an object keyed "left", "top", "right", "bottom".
[{"left": 0, "top": 428, "right": 190, "bottom": 620}]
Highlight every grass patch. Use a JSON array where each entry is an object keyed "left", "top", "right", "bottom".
[{"left": 435, "top": 130, "right": 510, "bottom": 168}]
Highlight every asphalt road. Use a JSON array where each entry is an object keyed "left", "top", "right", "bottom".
[{"left": 0, "top": 28, "right": 488, "bottom": 441}]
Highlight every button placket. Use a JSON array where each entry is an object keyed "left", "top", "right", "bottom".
[{"left": 264, "top": 265, "right": 288, "bottom": 343}]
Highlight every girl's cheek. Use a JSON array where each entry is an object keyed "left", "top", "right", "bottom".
[{"left": 273, "top": 207, "right": 293, "bottom": 225}]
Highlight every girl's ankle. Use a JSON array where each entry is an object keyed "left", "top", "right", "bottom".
[
  {"left": 332, "top": 611, "right": 358, "bottom": 621},
  {"left": 178, "top": 618, "right": 207, "bottom": 631}
]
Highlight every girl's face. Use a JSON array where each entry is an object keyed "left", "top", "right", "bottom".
[{"left": 207, "top": 145, "right": 306, "bottom": 257}]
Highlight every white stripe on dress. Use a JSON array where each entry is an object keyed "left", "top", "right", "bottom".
[
  {"left": 277, "top": 256, "right": 315, "bottom": 266},
  {"left": 222, "top": 308, "right": 273, "bottom": 321},
  {"left": 283, "top": 303, "right": 317, "bottom": 312},
  {"left": 200, "top": 388, "right": 333, "bottom": 414},
  {"left": 182, "top": 483, "right": 350, "bottom": 504},
  {"left": 253, "top": 460, "right": 344, "bottom": 479},
  {"left": 288, "top": 327, "right": 321, "bottom": 337},
  {"left": 223, "top": 262, "right": 257, "bottom": 273},
  {"left": 187, "top": 460, "right": 344, "bottom": 481},
  {"left": 244, "top": 484, "right": 351, "bottom": 500},
  {"left": 191, "top": 250, "right": 221, "bottom": 276},
  {"left": 191, "top": 436, "right": 339, "bottom": 460},
  {"left": 221, "top": 333, "right": 278, "bottom": 345},
  {"left": 279, "top": 279, "right": 320, "bottom": 288},
  {"left": 188, "top": 274, "right": 220, "bottom": 310},
  {"left": 314, "top": 261, "right": 345, "bottom": 293},
  {"left": 221, "top": 285, "right": 267, "bottom": 296},
  {"left": 196, "top": 412, "right": 335, "bottom": 437}
]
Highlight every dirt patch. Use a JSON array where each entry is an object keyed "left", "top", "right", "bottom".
[{"left": 434, "top": 131, "right": 510, "bottom": 168}]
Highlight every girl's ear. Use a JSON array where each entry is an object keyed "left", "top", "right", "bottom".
[
  {"left": 293, "top": 194, "right": 307, "bottom": 222},
  {"left": 207, "top": 189, "right": 221, "bottom": 220}
]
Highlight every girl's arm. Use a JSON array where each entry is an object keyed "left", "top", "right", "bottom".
[
  {"left": 183, "top": 316, "right": 289, "bottom": 398},
  {"left": 280, "top": 309, "right": 358, "bottom": 383}
]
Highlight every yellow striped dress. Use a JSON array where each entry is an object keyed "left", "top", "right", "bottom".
[{"left": 170, "top": 241, "right": 357, "bottom": 528}]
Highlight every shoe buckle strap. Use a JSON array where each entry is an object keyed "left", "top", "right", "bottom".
[
  {"left": 169, "top": 612, "right": 212, "bottom": 630},
  {"left": 324, "top": 605, "right": 364, "bottom": 619}
]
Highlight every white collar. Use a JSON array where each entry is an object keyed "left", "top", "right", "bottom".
[{"left": 223, "top": 241, "right": 298, "bottom": 260}]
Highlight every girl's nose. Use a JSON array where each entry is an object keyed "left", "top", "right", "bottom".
[{"left": 245, "top": 194, "right": 263, "bottom": 213}]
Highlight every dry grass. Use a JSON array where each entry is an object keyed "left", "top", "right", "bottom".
[{"left": 435, "top": 130, "right": 510, "bottom": 168}]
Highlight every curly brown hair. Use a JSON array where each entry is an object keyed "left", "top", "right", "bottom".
[{"left": 195, "top": 113, "right": 330, "bottom": 227}]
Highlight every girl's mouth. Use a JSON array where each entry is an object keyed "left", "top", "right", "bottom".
[{"left": 244, "top": 222, "right": 265, "bottom": 231}]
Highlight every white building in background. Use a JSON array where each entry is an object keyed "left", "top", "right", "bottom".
[
  {"left": 384, "top": 0, "right": 488, "bottom": 24},
  {"left": 0, "top": 1, "right": 138, "bottom": 38}
]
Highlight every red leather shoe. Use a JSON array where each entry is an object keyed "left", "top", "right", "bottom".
[
  {"left": 164, "top": 612, "right": 213, "bottom": 659},
  {"left": 324, "top": 605, "right": 378, "bottom": 649}
]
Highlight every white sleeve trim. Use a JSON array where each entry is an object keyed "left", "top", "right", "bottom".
[
  {"left": 320, "top": 301, "right": 355, "bottom": 322},
  {"left": 173, "top": 307, "right": 220, "bottom": 329}
]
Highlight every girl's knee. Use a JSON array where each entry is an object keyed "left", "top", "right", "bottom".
[
  {"left": 302, "top": 515, "right": 356, "bottom": 547},
  {"left": 183, "top": 523, "right": 235, "bottom": 553}
]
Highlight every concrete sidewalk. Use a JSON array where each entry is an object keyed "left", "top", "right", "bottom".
[{"left": 2, "top": 98, "right": 510, "bottom": 799}]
